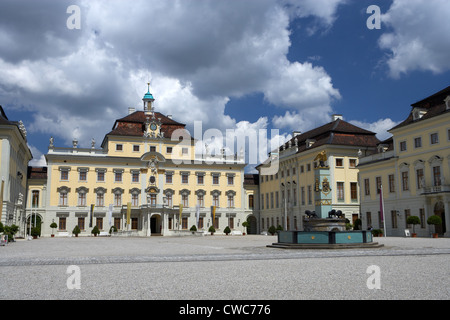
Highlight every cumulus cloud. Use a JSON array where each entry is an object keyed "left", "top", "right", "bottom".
[
  {"left": 379, "top": 0, "right": 450, "bottom": 78},
  {"left": 0, "top": 0, "right": 343, "bottom": 155},
  {"left": 349, "top": 118, "right": 399, "bottom": 141}
]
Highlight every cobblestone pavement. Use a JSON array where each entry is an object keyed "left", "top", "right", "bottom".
[{"left": 1, "top": 236, "right": 449, "bottom": 300}]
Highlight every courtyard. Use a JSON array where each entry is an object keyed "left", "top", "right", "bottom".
[{"left": 0, "top": 235, "right": 449, "bottom": 301}]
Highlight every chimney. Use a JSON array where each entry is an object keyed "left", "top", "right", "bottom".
[
  {"left": 167, "top": 115, "right": 173, "bottom": 119},
  {"left": 332, "top": 114, "right": 343, "bottom": 121},
  {"left": 292, "top": 131, "right": 301, "bottom": 137},
  {"left": 128, "top": 107, "right": 136, "bottom": 115}
]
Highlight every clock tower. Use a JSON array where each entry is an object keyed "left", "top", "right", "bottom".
[{"left": 143, "top": 82, "right": 155, "bottom": 115}]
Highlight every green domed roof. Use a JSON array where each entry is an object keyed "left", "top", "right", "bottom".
[{"left": 143, "top": 91, "right": 154, "bottom": 100}]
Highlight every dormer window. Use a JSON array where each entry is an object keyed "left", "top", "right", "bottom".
[
  {"left": 306, "top": 139, "right": 316, "bottom": 148},
  {"left": 412, "top": 107, "right": 427, "bottom": 121},
  {"left": 445, "top": 96, "right": 450, "bottom": 110}
]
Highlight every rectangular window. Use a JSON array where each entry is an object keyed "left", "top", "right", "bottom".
[
  {"left": 337, "top": 182, "right": 344, "bottom": 202},
  {"left": 366, "top": 212, "right": 372, "bottom": 228},
  {"left": 97, "top": 171, "right": 105, "bottom": 182},
  {"left": 349, "top": 159, "right": 357, "bottom": 168},
  {"left": 166, "top": 194, "right": 173, "bottom": 207},
  {"left": 404, "top": 209, "right": 411, "bottom": 229},
  {"left": 197, "top": 195, "right": 204, "bottom": 207},
  {"left": 150, "top": 146, "right": 156, "bottom": 152},
  {"left": 59, "top": 217, "right": 66, "bottom": 231},
  {"left": 391, "top": 210, "right": 398, "bottom": 229},
  {"left": 166, "top": 147, "right": 173, "bottom": 154},
  {"left": 78, "top": 193, "right": 86, "bottom": 206},
  {"left": 96, "top": 193, "right": 104, "bottom": 207},
  {"left": 430, "top": 133, "right": 439, "bottom": 145},
  {"left": 261, "top": 194, "right": 264, "bottom": 210},
  {"left": 376, "top": 177, "right": 382, "bottom": 194},
  {"left": 213, "top": 175, "right": 219, "bottom": 185},
  {"left": 182, "top": 195, "right": 189, "bottom": 207},
  {"left": 114, "top": 218, "right": 121, "bottom": 230},
  {"left": 270, "top": 192, "right": 274, "bottom": 209},
  {"left": 78, "top": 217, "right": 85, "bottom": 231},
  {"left": 350, "top": 182, "right": 358, "bottom": 202},
  {"left": 228, "top": 195, "right": 234, "bottom": 208},
  {"left": 181, "top": 174, "right": 189, "bottom": 184},
  {"left": 197, "top": 175, "right": 204, "bottom": 185},
  {"left": 402, "top": 171, "right": 409, "bottom": 191},
  {"left": 420, "top": 208, "right": 426, "bottom": 228},
  {"left": 116, "top": 144, "right": 123, "bottom": 151},
  {"left": 335, "top": 158, "right": 343, "bottom": 167},
  {"left": 96, "top": 217, "right": 103, "bottom": 230},
  {"left": 433, "top": 166, "right": 441, "bottom": 186},
  {"left": 213, "top": 195, "right": 219, "bottom": 207},
  {"left": 307, "top": 186, "right": 312, "bottom": 204},
  {"left": 399, "top": 141, "right": 407, "bottom": 151},
  {"left": 150, "top": 194, "right": 156, "bottom": 207},
  {"left": 414, "top": 137, "right": 422, "bottom": 148},
  {"left": 59, "top": 192, "right": 68, "bottom": 206},
  {"left": 131, "top": 218, "right": 138, "bottom": 230},
  {"left": 32, "top": 191, "right": 39, "bottom": 208},
  {"left": 132, "top": 172, "right": 139, "bottom": 183},
  {"left": 275, "top": 191, "right": 279, "bottom": 208},
  {"left": 79, "top": 171, "right": 87, "bottom": 181},
  {"left": 133, "top": 145, "right": 140, "bottom": 152},
  {"left": 132, "top": 193, "right": 139, "bottom": 206},
  {"left": 416, "top": 169, "right": 424, "bottom": 189},
  {"left": 227, "top": 176, "right": 234, "bottom": 185},
  {"left": 60, "top": 170, "right": 69, "bottom": 181},
  {"left": 248, "top": 195, "right": 254, "bottom": 209},
  {"left": 364, "top": 179, "right": 370, "bottom": 196},
  {"left": 166, "top": 173, "right": 173, "bottom": 184},
  {"left": 114, "top": 193, "right": 122, "bottom": 206},
  {"left": 115, "top": 172, "right": 122, "bottom": 182},
  {"left": 389, "top": 174, "right": 395, "bottom": 193},
  {"left": 301, "top": 187, "right": 305, "bottom": 205}
]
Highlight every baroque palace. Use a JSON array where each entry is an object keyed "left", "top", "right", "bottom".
[{"left": 0, "top": 85, "right": 449, "bottom": 238}]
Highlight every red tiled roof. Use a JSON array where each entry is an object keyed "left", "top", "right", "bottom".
[
  {"left": 281, "top": 119, "right": 379, "bottom": 153},
  {"left": 106, "top": 111, "right": 188, "bottom": 138},
  {"left": 27, "top": 167, "right": 48, "bottom": 179}
]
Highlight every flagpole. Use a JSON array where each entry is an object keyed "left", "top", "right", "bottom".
[{"left": 380, "top": 185, "right": 386, "bottom": 237}]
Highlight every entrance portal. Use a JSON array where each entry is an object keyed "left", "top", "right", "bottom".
[
  {"left": 150, "top": 214, "right": 162, "bottom": 235},
  {"left": 247, "top": 216, "right": 257, "bottom": 234},
  {"left": 434, "top": 201, "right": 446, "bottom": 235}
]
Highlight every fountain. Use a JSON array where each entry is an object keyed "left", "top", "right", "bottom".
[{"left": 268, "top": 151, "right": 383, "bottom": 249}]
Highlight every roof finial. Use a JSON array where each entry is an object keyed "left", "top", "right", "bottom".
[{"left": 147, "top": 81, "right": 151, "bottom": 93}]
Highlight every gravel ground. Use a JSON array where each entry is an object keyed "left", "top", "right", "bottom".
[{"left": 1, "top": 235, "right": 449, "bottom": 300}]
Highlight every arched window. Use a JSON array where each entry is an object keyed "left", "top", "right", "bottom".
[
  {"left": 31, "top": 190, "right": 39, "bottom": 208},
  {"left": 57, "top": 187, "right": 70, "bottom": 207}
]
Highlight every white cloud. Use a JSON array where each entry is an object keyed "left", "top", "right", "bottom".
[
  {"left": 28, "top": 145, "right": 47, "bottom": 167},
  {"left": 349, "top": 118, "right": 399, "bottom": 141},
  {"left": 379, "top": 0, "right": 450, "bottom": 78},
  {"left": 0, "top": 0, "right": 343, "bottom": 155}
]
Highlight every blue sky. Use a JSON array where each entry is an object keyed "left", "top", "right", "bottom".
[{"left": 0, "top": 0, "right": 449, "bottom": 169}]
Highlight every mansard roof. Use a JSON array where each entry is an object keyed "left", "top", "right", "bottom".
[
  {"left": 390, "top": 86, "right": 450, "bottom": 131},
  {"left": 105, "top": 111, "right": 187, "bottom": 139},
  {"left": 280, "top": 118, "right": 380, "bottom": 153}
]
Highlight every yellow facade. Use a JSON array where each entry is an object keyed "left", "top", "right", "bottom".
[
  {"left": 33, "top": 90, "right": 252, "bottom": 237},
  {"left": 257, "top": 117, "right": 379, "bottom": 231},
  {"left": 358, "top": 87, "right": 450, "bottom": 237}
]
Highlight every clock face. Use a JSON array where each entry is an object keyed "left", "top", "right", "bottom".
[{"left": 150, "top": 123, "right": 157, "bottom": 131}]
